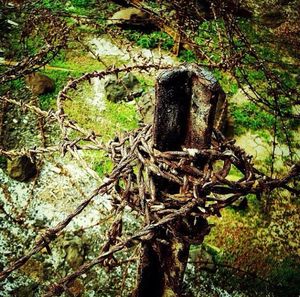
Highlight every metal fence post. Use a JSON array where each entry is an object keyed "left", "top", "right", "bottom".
[{"left": 133, "top": 64, "right": 225, "bottom": 297}]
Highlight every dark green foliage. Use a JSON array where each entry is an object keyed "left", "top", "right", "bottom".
[
  {"left": 179, "top": 49, "right": 197, "bottom": 63},
  {"left": 269, "top": 258, "right": 300, "bottom": 297},
  {"left": 231, "top": 100, "right": 299, "bottom": 143},
  {"left": 231, "top": 102, "right": 275, "bottom": 135},
  {"left": 39, "top": 0, "right": 107, "bottom": 17},
  {"left": 38, "top": 0, "right": 64, "bottom": 11},
  {"left": 213, "top": 70, "right": 239, "bottom": 96},
  {"left": 70, "top": 0, "right": 90, "bottom": 7},
  {"left": 10, "top": 78, "right": 26, "bottom": 91},
  {"left": 125, "top": 30, "right": 174, "bottom": 50}
]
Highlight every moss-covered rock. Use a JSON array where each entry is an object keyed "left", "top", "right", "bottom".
[
  {"left": 6, "top": 155, "right": 37, "bottom": 182},
  {"left": 105, "top": 73, "right": 140, "bottom": 103},
  {"left": 25, "top": 73, "right": 55, "bottom": 96}
]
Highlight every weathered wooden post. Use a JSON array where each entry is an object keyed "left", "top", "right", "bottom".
[{"left": 133, "top": 64, "right": 226, "bottom": 297}]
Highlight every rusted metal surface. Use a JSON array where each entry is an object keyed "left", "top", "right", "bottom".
[
  {"left": 135, "top": 64, "right": 224, "bottom": 297},
  {"left": 154, "top": 64, "right": 225, "bottom": 150}
]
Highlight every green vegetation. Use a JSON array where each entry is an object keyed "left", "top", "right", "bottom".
[
  {"left": 270, "top": 257, "right": 300, "bottom": 296},
  {"left": 178, "top": 49, "right": 197, "bottom": 63},
  {"left": 125, "top": 30, "right": 174, "bottom": 50},
  {"left": 63, "top": 83, "right": 139, "bottom": 143},
  {"left": 40, "top": 0, "right": 97, "bottom": 14},
  {"left": 93, "top": 151, "right": 113, "bottom": 178},
  {"left": 231, "top": 102, "right": 275, "bottom": 135},
  {"left": 39, "top": 70, "right": 74, "bottom": 110},
  {"left": 0, "top": 156, "right": 7, "bottom": 169}
]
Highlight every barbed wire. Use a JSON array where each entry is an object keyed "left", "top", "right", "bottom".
[
  {"left": 0, "top": 1, "right": 299, "bottom": 296},
  {"left": 0, "top": 120, "right": 298, "bottom": 294}
]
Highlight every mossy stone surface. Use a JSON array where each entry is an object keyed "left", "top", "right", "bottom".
[{"left": 6, "top": 156, "right": 37, "bottom": 182}]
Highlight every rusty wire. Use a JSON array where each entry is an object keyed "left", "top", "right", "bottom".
[
  {"left": 0, "top": 1, "right": 299, "bottom": 295},
  {"left": 1, "top": 48, "right": 299, "bottom": 297},
  {"left": 0, "top": 119, "right": 299, "bottom": 295}
]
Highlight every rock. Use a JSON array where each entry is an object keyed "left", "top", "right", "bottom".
[
  {"left": 63, "top": 236, "right": 86, "bottom": 269},
  {"left": 66, "top": 244, "right": 84, "bottom": 269},
  {"left": 6, "top": 155, "right": 37, "bottom": 182},
  {"left": 25, "top": 72, "right": 55, "bottom": 95},
  {"left": 137, "top": 88, "right": 155, "bottom": 124},
  {"left": 105, "top": 78, "right": 127, "bottom": 103},
  {"left": 123, "top": 72, "right": 139, "bottom": 89},
  {"left": 104, "top": 73, "right": 140, "bottom": 103},
  {"left": 107, "top": 7, "right": 148, "bottom": 26}
]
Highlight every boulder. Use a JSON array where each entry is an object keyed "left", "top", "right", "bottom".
[
  {"left": 105, "top": 73, "right": 140, "bottom": 103},
  {"left": 25, "top": 72, "right": 55, "bottom": 95},
  {"left": 123, "top": 72, "right": 139, "bottom": 88},
  {"left": 108, "top": 7, "right": 149, "bottom": 26},
  {"left": 6, "top": 155, "right": 37, "bottom": 182},
  {"left": 105, "top": 79, "right": 127, "bottom": 103}
]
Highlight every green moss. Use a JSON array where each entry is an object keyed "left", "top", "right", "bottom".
[
  {"left": 101, "top": 101, "right": 139, "bottom": 141},
  {"left": 49, "top": 48, "right": 107, "bottom": 73},
  {"left": 213, "top": 70, "right": 239, "bottom": 96},
  {"left": 227, "top": 165, "right": 244, "bottom": 182},
  {"left": 63, "top": 83, "right": 139, "bottom": 143},
  {"left": 39, "top": 70, "right": 81, "bottom": 110},
  {"left": 10, "top": 78, "right": 26, "bottom": 91},
  {"left": 93, "top": 151, "right": 113, "bottom": 178},
  {"left": 40, "top": 0, "right": 98, "bottom": 15}
]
